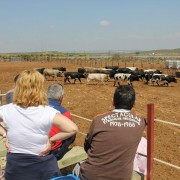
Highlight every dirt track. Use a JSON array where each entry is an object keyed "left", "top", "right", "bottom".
[{"left": 0, "top": 61, "right": 179, "bottom": 180}]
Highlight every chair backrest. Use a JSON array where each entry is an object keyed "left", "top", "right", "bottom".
[{"left": 49, "top": 174, "right": 80, "bottom": 180}]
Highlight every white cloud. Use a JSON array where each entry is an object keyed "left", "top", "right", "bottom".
[{"left": 100, "top": 20, "right": 110, "bottom": 26}]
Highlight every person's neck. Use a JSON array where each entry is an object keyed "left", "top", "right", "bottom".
[{"left": 48, "top": 98, "right": 62, "bottom": 105}]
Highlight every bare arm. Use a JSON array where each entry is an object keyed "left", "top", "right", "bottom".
[
  {"left": 50, "top": 113, "right": 78, "bottom": 143},
  {"left": 39, "top": 113, "right": 78, "bottom": 156},
  {"left": 0, "top": 124, "right": 6, "bottom": 137},
  {"left": 0, "top": 166, "right": 5, "bottom": 180}
]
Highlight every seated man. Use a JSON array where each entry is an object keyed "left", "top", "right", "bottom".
[
  {"left": 79, "top": 85, "right": 146, "bottom": 180},
  {"left": 47, "top": 83, "right": 76, "bottom": 160}
]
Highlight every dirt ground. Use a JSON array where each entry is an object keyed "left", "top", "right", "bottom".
[{"left": 0, "top": 61, "right": 179, "bottom": 180}]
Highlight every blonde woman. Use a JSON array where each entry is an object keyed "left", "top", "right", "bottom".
[{"left": 0, "top": 70, "right": 78, "bottom": 180}]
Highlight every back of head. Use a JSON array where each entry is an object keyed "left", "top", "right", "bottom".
[
  {"left": 113, "top": 85, "right": 135, "bottom": 110},
  {"left": 47, "top": 83, "right": 64, "bottom": 100},
  {"left": 13, "top": 70, "right": 48, "bottom": 107}
]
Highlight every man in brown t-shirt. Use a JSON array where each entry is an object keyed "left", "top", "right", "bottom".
[{"left": 79, "top": 85, "right": 146, "bottom": 180}]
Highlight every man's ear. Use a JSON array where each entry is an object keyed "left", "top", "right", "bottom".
[
  {"left": 133, "top": 101, "right": 136, "bottom": 107},
  {"left": 59, "top": 96, "right": 63, "bottom": 104}
]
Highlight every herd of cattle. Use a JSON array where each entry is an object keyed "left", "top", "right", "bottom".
[{"left": 34, "top": 66, "right": 178, "bottom": 86}]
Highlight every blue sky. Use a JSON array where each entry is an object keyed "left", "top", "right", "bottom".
[{"left": 0, "top": 0, "right": 180, "bottom": 53}]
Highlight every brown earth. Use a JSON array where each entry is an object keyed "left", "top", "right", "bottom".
[{"left": 0, "top": 61, "right": 179, "bottom": 180}]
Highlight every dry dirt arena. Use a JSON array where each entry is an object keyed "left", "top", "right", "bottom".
[{"left": 0, "top": 61, "right": 179, "bottom": 180}]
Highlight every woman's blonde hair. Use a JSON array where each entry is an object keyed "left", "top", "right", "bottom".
[{"left": 13, "top": 70, "right": 48, "bottom": 107}]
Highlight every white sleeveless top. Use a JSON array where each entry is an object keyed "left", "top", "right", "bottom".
[{"left": 0, "top": 103, "right": 59, "bottom": 155}]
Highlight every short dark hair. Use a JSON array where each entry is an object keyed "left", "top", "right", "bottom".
[{"left": 113, "top": 85, "right": 135, "bottom": 110}]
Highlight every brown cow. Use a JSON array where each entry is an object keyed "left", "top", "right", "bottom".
[{"left": 43, "top": 68, "right": 64, "bottom": 81}]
